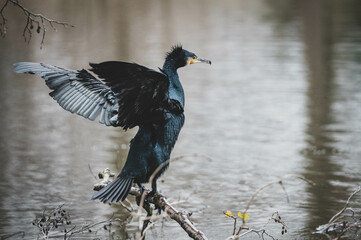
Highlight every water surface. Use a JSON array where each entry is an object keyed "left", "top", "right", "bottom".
[{"left": 0, "top": 0, "right": 360, "bottom": 239}]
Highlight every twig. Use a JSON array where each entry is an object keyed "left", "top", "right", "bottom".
[
  {"left": 242, "top": 175, "right": 315, "bottom": 217},
  {"left": 88, "top": 163, "right": 98, "bottom": 181},
  {"left": 0, "top": 0, "right": 74, "bottom": 48},
  {"left": 234, "top": 174, "right": 315, "bottom": 237},
  {"left": 65, "top": 217, "right": 117, "bottom": 239},
  {"left": 0, "top": 0, "right": 9, "bottom": 37},
  {"left": 328, "top": 186, "right": 361, "bottom": 225},
  {"left": 119, "top": 198, "right": 134, "bottom": 213},
  {"left": 170, "top": 153, "right": 214, "bottom": 162},
  {"left": 223, "top": 211, "right": 238, "bottom": 235},
  {"left": 33, "top": 208, "right": 118, "bottom": 240},
  {"left": 315, "top": 186, "right": 361, "bottom": 238},
  {"left": 139, "top": 220, "right": 158, "bottom": 240},
  {"left": 226, "top": 212, "right": 288, "bottom": 240}
]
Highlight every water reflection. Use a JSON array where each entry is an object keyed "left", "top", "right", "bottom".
[
  {"left": 0, "top": 0, "right": 360, "bottom": 239},
  {"left": 299, "top": 0, "right": 361, "bottom": 235},
  {"left": 301, "top": 0, "right": 340, "bottom": 225}
]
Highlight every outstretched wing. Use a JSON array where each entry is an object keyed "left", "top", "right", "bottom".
[
  {"left": 13, "top": 62, "right": 118, "bottom": 126},
  {"left": 14, "top": 61, "right": 183, "bottom": 130},
  {"left": 89, "top": 61, "right": 183, "bottom": 129}
]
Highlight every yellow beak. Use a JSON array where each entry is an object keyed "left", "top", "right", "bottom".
[{"left": 190, "top": 58, "right": 211, "bottom": 65}]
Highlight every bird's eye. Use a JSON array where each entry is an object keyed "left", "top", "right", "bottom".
[{"left": 193, "top": 56, "right": 197, "bottom": 59}]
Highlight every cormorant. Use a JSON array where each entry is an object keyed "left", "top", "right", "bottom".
[{"left": 13, "top": 45, "right": 211, "bottom": 203}]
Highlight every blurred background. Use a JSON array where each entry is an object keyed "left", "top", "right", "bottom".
[{"left": 0, "top": 0, "right": 360, "bottom": 239}]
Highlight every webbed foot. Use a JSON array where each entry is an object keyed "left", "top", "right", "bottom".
[{"left": 147, "top": 190, "right": 165, "bottom": 214}]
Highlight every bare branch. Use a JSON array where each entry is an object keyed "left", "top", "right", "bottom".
[
  {"left": 32, "top": 204, "right": 120, "bottom": 240},
  {"left": 94, "top": 161, "right": 209, "bottom": 240},
  {"left": 328, "top": 186, "right": 361, "bottom": 225},
  {"left": 170, "top": 153, "right": 214, "bottom": 162},
  {"left": 225, "top": 211, "right": 288, "bottom": 240},
  {"left": 0, "top": 0, "right": 74, "bottom": 48},
  {"left": 316, "top": 186, "right": 361, "bottom": 239},
  {"left": 242, "top": 174, "right": 315, "bottom": 217},
  {"left": 232, "top": 174, "right": 315, "bottom": 238},
  {"left": 0, "top": 0, "right": 9, "bottom": 37},
  {"left": 223, "top": 211, "right": 238, "bottom": 235},
  {"left": 87, "top": 163, "right": 98, "bottom": 181}
]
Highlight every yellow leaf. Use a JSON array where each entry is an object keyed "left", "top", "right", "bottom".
[
  {"left": 225, "top": 210, "right": 234, "bottom": 217},
  {"left": 238, "top": 212, "right": 249, "bottom": 221}
]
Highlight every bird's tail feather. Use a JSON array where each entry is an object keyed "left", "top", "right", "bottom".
[{"left": 91, "top": 177, "right": 134, "bottom": 203}]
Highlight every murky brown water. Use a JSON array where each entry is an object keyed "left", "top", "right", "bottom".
[{"left": 0, "top": 0, "right": 361, "bottom": 239}]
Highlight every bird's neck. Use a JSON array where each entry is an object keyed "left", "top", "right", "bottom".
[{"left": 162, "top": 60, "right": 185, "bottom": 107}]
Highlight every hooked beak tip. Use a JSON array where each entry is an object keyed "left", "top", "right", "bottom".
[{"left": 199, "top": 58, "right": 212, "bottom": 65}]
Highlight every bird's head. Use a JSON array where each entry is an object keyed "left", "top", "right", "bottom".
[{"left": 165, "top": 44, "right": 211, "bottom": 69}]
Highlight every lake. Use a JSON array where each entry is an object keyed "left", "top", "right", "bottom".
[{"left": 0, "top": 0, "right": 360, "bottom": 239}]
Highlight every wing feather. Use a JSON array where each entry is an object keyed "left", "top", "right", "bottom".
[
  {"left": 14, "top": 61, "right": 183, "bottom": 129},
  {"left": 89, "top": 61, "right": 184, "bottom": 129},
  {"left": 13, "top": 62, "right": 118, "bottom": 126}
]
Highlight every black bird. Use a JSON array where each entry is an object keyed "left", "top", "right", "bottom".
[{"left": 14, "top": 45, "right": 211, "bottom": 203}]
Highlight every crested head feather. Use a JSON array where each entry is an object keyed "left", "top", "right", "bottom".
[{"left": 165, "top": 44, "right": 183, "bottom": 60}]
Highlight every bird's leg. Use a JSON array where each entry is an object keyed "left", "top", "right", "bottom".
[
  {"left": 138, "top": 183, "right": 152, "bottom": 200},
  {"left": 137, "top": 183, "right": 146, "bottom": 196},
  {"left": 136, "top": 183, "right": 151, "bottom": 207},
  {"left": 138, "top": 183, "right": 152, "bottom": 236},
  {"left": 148, "top": 179, "right": 158, "bottom": 197},
  {"left": 151, "top": 180, "right": 157, "bottom": 194}
]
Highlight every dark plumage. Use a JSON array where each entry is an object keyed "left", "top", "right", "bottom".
[{"left": 13, "top": 45, "right": 211, "bottom": 203}]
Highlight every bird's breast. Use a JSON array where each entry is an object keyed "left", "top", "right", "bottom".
[{"left": 157, "top": 113, "right": 185, "bottom": 147}]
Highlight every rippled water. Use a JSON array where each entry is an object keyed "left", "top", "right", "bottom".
[{"left": 0, "top": 0, "right": 361, "bottom": 239}]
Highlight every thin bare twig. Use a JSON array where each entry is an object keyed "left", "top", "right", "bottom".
[
  {"left": 232, "top": 174, "right": 315, "bottom": 237},
  {"left": 242, "top": 175, "right": 315, "bottom": 217},
  {"left": 0, "top": 0, "right": 9, "bottom": 36},
  {"left": 316, "top": 186, "right": 361, "bottom": 238},
  {"left": 139, "top": 220, "right": 157, "bottom": 240},
  {"left": 170, "top": 153, "right": 214, "bottom": 162},
  {"left": 33, "top": 206, "right": 118, "bottom": 240},
  {"left": 0, "top": 0, "right": 74, "bottom": 48},
  {"left": 223, "top": 211, "right": 238, "bottom": 235},
  {"left": 226, "top": 212, "right": 288, "bottom": 240},
  {"left": 328, "top": 186, "right": 361, "bottom": 225},
  {"left": 88, "top": 163, "right": 98, "bottom": 181}
]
